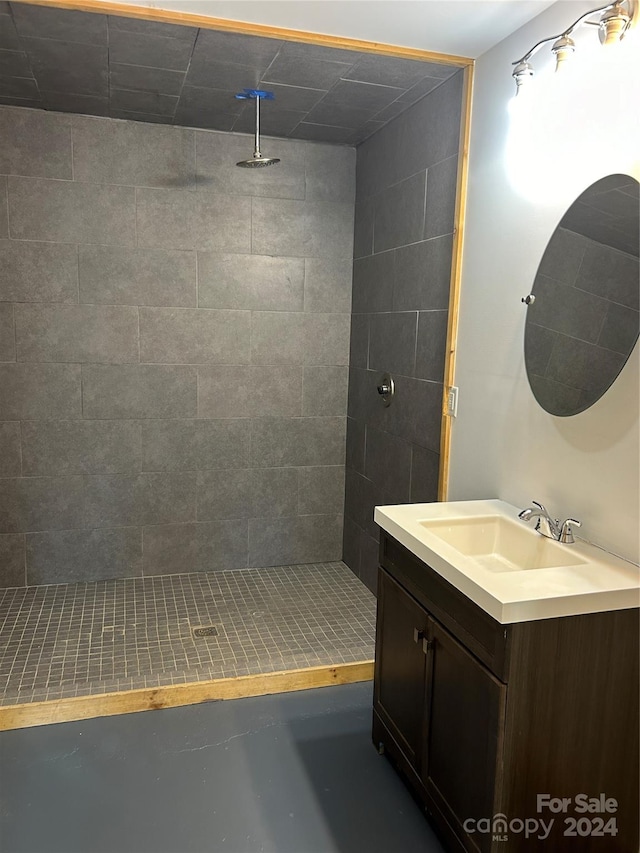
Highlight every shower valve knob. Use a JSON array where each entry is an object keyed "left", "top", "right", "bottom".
[{"left": 376, "top": 373, "right": 395, "bottom": 407}]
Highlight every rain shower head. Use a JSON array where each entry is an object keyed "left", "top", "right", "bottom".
[
  {"left": 235, "top": 89, "right": 281, "bottom": 169},
  {"left": 237, "top": 153, "right": 280, "bottom": 169}
]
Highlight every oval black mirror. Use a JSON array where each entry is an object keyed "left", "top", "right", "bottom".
[{"left": 524, "top": 174, "right": 639, "bottom": 417}]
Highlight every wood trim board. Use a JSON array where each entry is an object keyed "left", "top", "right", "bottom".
[
  {"left": 438, "top": 62, "right": 474, "bottom": 501},
  {"left": 15, "top": 0, "right": 473, "bottom": 67},
  {"left": 0, "top": 661, "right": 374, "bottom": 731}
]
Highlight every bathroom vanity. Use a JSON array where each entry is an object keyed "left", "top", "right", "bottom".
[{"left": 372, "top": 501, "right": 639, "bottom": 853}]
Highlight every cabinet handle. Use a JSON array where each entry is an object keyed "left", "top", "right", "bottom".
[{"left": 414, "top": 628, "right": 432, "bottom": 654}]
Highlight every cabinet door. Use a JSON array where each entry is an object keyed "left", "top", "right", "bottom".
[
  {"left": 374, "top": 569, "right": 430, "bottom": 771},
  {"left": 423, "top": 617, "right": 506, "bottom": 852}
]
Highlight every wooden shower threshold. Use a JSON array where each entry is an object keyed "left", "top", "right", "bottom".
[{"left": 0, "top": 660, "right": 374, "bottom": 731}]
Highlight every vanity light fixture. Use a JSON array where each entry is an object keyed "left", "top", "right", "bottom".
[{"left": 511, "top": 0, "right": 636, "bottom": 92}]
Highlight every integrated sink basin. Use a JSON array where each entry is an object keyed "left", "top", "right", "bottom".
[
  {"left": 374, "top": 499, "right": 639, "bottom": 623},
  {"left": 422, "top": 514, "right": 588, "bottom": 573}
]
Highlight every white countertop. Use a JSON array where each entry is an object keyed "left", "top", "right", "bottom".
[{"left": 374, "top": 499, "right": 640, "bottom": 624}]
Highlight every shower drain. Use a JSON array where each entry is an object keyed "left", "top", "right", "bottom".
[{"left": 192, "top": 626, "right": 219, "bottom": 638}]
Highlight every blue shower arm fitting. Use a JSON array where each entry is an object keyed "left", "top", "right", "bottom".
[{"left": 235, "top": 89, "right": 276, "bottom": 100}]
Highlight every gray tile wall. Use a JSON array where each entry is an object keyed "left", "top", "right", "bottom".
[
  {"left": 344, "top": 72, "right": 464, "bottom": 593},
  {"left": 0, "top": 105, "right": 354, "bottom": 587}
]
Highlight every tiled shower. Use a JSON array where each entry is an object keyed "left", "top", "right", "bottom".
[
  {"left": 0, "top": 1, "right": 464, "bottom": 711},
  {"left": 0, "top": 110, "right": 354, "bottom": 588}
]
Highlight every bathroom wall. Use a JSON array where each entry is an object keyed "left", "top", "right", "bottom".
[
  {"left": 343, "top": 71, "right": 464, "bottom": 591},
  {"left": 450, "top": 1, "right": 640, "bottom": 562},
  {"left": 0, "top": 105, "right": 355, "bottom": 587}
]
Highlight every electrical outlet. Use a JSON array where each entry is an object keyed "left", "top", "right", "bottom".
[{"left": 446, "top": 386, "right": 459, "bottom": 417}]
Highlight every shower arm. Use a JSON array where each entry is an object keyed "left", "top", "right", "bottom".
[{"left": 253, "top": 95, "right": 262, "bottom": 159}]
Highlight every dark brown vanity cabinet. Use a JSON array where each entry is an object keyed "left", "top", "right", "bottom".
[{"left": 373, "top": 531, "right": 639, "bottom": 853}]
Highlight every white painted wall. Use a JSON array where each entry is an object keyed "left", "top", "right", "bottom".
[{"left": 450, "top": 1, "right": 640, "bottom": 563}]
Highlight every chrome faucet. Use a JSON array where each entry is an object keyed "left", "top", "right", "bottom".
[{"left": 518, "top": 501, "right": 581, "bottom": 544}]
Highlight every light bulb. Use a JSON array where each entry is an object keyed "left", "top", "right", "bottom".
[
  {"left": 552, "top": 35, "right": 576, "bottom": 71},
  {"left": 599, "top": 3, "right": 631, "bottom": 44},
  {"left": 512, "top": 61, "right": 534, "bottom": 94}
]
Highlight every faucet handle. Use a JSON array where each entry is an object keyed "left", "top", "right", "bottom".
[{"left": 559, "top": 518, "right": 581, "bottom": 544}]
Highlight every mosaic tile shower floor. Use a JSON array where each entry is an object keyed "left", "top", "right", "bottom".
[{"left": 0, "top": 562, "right": 376, "bottom": 707}]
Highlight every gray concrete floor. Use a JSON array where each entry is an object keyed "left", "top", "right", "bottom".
[{"left": 0, "top": 681, "right": 444, "bottom": 853}]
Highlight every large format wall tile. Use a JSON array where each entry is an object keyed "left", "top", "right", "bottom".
[
  {"left": 373, "top": 171, "right": 426, "bottom": 252},
  {"left": 250, "top": 312, "right": 304, "bottom": 365},
  {"left": 298, "top": 466, "right": 345, "bottom": 515},
  {"left": 139, "top": 307, "right": 250, "bottom": 364},
  {"left": 251, "top": 467, "right": 298, "bottom": 518},
  {"left": 251, "top": 198, "right": 354, "bottom": 259},
  {"left": 0, "top": 363, "right": 82, "bottom": 420},
  {"left": 72, "top": 117, "right": 195, "bottom": 187},
  {"left": 136, "top": 187, "right": 251, "bottom": 252},
  {"left": 15, "top": 304, "right": 139, "bottom": 363},
  {"left": 0, "top": 107, "right": 72, "bottom": 178},
  {"left": 83, "top": 472, "right": 196, "bottom": 528},
  {"left": 78, "top": 245, "right": 196, "bottom": 307},
  {"left": 0, "top": 533, "right": 25, "bottom": 587},
  {"left": 8, "top": 176, "right": 135, "bottom": 244},
  {"left": 82, "top": 364, "right": 197, "bottom": 419},
  {"left": 250, "top": 313, "right": 349, "bottom": 367},
  {"left": 393, "top": 237, "right": 453, "bottom": 311},
  {"left": 141, "top": 419, "right": 250, "bottom": 472},
  {"left": 21, "top": 420, "right": 141, "bottom": 476},
  {"left": 424, "top": 154, "right": 458, "bottom": 239},
  {"left": 250, "top": 417, "right": 346, "bottom": 467},
  {"left": 415, "top": 310, "right": 448, "bottom": 381},
  {"left": 304, "top": 314, "right": 351, "bottom": 366},
  {"left": 0, "top": 476, "right": 84, "bottom": 533},
  {"left": 0, "top": 240, "right": 78, "bottom": 303},
  {"left": 0, "top": 421, "right": 21, "bottom": 476},
  {"left": 364, "top": 426, "right": 412, "bottom": 503},
  {"left": 12, "top": 4, "right": 107, "bottom": 45},
  {"left": 197, "top": 253, "right": 304, "bottom": 312},
  {"left": 248, "top": 513, "right": 342, "bottom": 567},
  {"left": 0, "top": 177, "right": 7, "bottom": 237},
  {"left": 304, "top": 257, "right": 352, "bottom": 313},
  {"left": 142, "top": 519, "right": 248, "bottom": 575},
  {"left": 196, "top": 469, "right": 252, "bottom": 520},
  {"left": 26, "top": 527, "right": 142, "bottom": 584},
  {"left": 305, "top": 144, "right": 355, "bottom": 204},
  {"left": 302, "top": 365, "right": 349, "bottom": 416},
  {"left": 0, "top": 303, "right": 14, "bottom": 361},
  {"left": 368, "top": 312, "right": 417, "bottom": 377},
  {"left": 197, "top": 365, "right": 302, "bottom": 418},
  {"left": 26, "top": 39, "right": 105, "bottom": 99}
]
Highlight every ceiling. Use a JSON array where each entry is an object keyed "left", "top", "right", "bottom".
[
  {"left": 92, "top": 0, "right": 558, "bottom": 60},
  {"left": 0, "top": 2, "right": 464, "bottom": 144}
]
